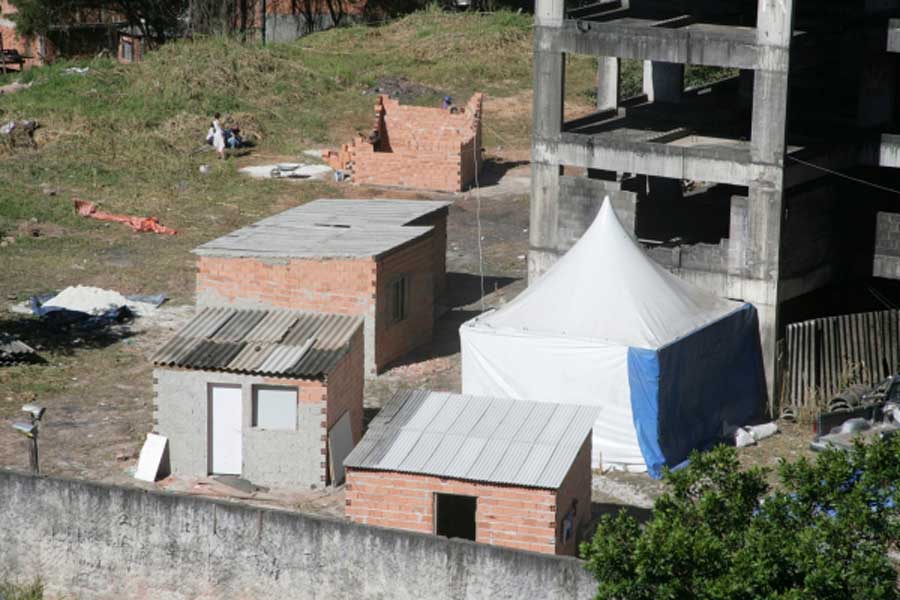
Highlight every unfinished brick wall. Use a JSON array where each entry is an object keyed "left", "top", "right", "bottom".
[
  {"left": 345, "top": 436, "right": 592, "bottom": 556},
  {"left": 325, "top": 93, "right": 484, "bottom": 193},
  {"left": 195, "top": 233, "right": 436, "bottom": 374}
]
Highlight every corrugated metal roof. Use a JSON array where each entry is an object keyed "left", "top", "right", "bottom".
[
  {"left": 193, "top": 198, "right": 451, "bottom": 259},
  {"left": 344, "top": 390, "right": 599, "bottom": 489},
  {"left": 0, "top": 334, "right": 38, "bottom": 366},
  {"left": 152, "top": 307, "right": 361, "bottom": 378}
]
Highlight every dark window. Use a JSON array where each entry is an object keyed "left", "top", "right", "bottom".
[
  {"left": 434, "top": 493, "right": 477, "bottom": 541},
  {"left": 391, "top": 276, "right": 408, "bottom": 322}
]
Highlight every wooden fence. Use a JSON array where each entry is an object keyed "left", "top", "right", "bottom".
[{"left": 785, "top": 310, "right": 900, "bottom": 409}]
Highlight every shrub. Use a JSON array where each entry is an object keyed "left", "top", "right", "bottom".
[{"left": 581, "top": 440, "right": 900, "bottom": 600}]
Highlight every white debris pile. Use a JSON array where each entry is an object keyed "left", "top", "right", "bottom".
[
  {"left": 239, "top": 163, "right": 333, "bottom": 181},
  {"left": 40, "top": 286, "right": 159, "bottom": 317}
]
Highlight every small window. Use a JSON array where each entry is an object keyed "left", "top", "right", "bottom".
[
  {"left": 252, "top": 386, "right": 298, "bottom": 430},
  {"left": 122, "top": 40, "right": 133, "bottom": 62},
  {"left": 391, "top": 275, "right": 409, "bottom": 323},
  {"left": 434, "top": 493, "right": 476, "bottom": 541}
]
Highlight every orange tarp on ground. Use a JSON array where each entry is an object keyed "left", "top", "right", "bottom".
[{"left": 74, "top": 200, "right": 177, "bottom": 235}]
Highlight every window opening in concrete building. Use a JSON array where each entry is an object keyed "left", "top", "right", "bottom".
[
  {"left": 434, "top": 493, "right": 476, "bottom": 541},
  {"left": 252, "top": 386, "right": 298, "bottom": 430},
  {"left": 391, "top": 275, "right": 408, "bottom": 323}
]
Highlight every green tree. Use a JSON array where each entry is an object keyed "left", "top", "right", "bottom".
[
  {"left": 581, "top": 440, "right": 900, "bottom": 600},
  {"left": 10, "top": 0, "right": 187, "bottom": 44}
]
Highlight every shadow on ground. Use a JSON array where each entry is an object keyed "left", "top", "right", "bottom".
[
  {"left": 444, "top": 272, "right": 519, "bottom": 308},
  {"left": 475, "top": 158, "right": 529, "bottom": 188},
  {"left": 0, "top": 313, "right": 139, "bottom": 358}
]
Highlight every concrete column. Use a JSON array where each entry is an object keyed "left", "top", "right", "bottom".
[
  {"left": 746, "top": 0, "right": 796, "bottom": 407},
  {"left": 596, "top": 57, "right": 620, "bottom": 111},
  {"left": 530, "top": 0, "right": 566, "bottom": 282},
  {"left": 643, "top": 61, "right": 684, "bottom": 103},
  {"left": 857, "top": 54, "right": 896, "bottom": 127}
]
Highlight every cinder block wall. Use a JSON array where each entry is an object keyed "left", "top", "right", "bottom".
[
  {"left": 153, "top": 368, "right": 328, "bottom": 488},
  {"left": 374, "top": 236, "right": 435, "bottom": 370},
  {"left": 346, "top": 470, "right": 565, "bottom": 555}
]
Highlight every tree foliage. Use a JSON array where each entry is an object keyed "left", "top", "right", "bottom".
[
  {"left": 10, "top": 0, "right": 186, "bottom": 43},
  {"left": 581, "top": 440, "right": 900, "bottom": 600}
]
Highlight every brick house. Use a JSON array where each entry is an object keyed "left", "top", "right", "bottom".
[
  {"left": 117, "top": 27, "right": 144, "bottom": 64},
  {"left": 151, "top": 307, "right": 363, "bottom": 488},
  {"left": 193, "top": 199, "right": 450, "bottom": 375},
  {"left": 344, "top": 389, "right": 598, "bottom": 556},
  {"left": 324, "top": 93, "right": 484, "bottom": 193},
  {"left": 1, "top": 1, "right": 123, "bottom": 68}
]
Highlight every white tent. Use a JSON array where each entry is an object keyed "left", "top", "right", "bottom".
[{"left": 460, "top": 200, "right": 765, "bottom": 476}]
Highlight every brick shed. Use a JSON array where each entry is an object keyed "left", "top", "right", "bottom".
[
  {"left": 324, "top": 93, "right": 484, "bottom": 192},
  {"left": 151, "top": 307, "right": 364, "bottom": 489},
  {"left": 117, "top": 27, "right": 145, "bottom": 64},
  {"left": 193, "top": 199, "right": 450, "bottom": 375},
  {"left": 344, "top": 389, "right": 598, "bottom": 556}
]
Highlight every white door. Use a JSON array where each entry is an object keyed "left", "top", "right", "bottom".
[{"left": 210, "top": 385, "right": 242, "bottom": 475}]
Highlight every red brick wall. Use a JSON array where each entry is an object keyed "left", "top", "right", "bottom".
[
  {"left": 553, "top": 436, "right": 592, "bottom": 555},
  {"left": 345, "top": 470, "right": 562, "bottom": 554},
  {"left": 374, "top": 234, "right": 435, "bottom": 369},
  {"left": 196, "top": 235, "right": 437, "bottom": 373},
  {"left": 117, "top": 33, "right": 143, "bottom": 64},
  {"left": 325, "top": 326, "right": 364, "bottom": 440},
  {"left": 196, "top": 256, "right": 376, "bottom": 316},
  {"left": 325, "top": 94, "right": 484, "bottom": 193}
]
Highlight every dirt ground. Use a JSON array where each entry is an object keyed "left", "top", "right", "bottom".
[{"left": 0, "top": 151, "right": 817, "bottom": 523}]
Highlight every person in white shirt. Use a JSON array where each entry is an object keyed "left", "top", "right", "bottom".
[{"left": 211, "top": 112, "right": 226, "bottom": 160}]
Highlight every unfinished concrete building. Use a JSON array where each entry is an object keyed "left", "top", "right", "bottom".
[{"left": 530, "top": 0, "right": 900, "bottom": 403}]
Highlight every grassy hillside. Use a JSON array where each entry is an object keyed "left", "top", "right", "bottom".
[{"left": 0, "top": 8, "right": 600, "bottom": 302}]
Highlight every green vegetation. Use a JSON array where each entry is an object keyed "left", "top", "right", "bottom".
[
  {"left": 0, "top": 579, "right": 44, "bottom": 600},
  {"left": 581, "top": 441, "right": 900, "bottom": 600},
  {"left": 0, "top": 9, "right": 592, "bottom": 302}
]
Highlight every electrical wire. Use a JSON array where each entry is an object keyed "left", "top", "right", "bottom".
[
  {"left": 786, "top": 156, "right": 900, "bottom": 196},
  {"left": 473, "top": 126, "right": 486, "bottom": 313}
]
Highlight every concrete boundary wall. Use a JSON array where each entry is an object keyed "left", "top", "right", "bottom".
[{"left": 0, "top": 470, "right": 596, "bottom": 599}]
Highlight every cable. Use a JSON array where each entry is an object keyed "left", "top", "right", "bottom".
[
  {"left": 473, "top": 120, "right": 486, "bottom": 313},
  {"left": 786, "top": 156, "right": 900, "bottom": 196}
]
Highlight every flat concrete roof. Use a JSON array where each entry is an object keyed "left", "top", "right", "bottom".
[{"left": 193, "top": 198, "right": 451, "bottom": 259}]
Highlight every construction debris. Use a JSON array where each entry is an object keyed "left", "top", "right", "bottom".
[
  {"left": 0, "top": 334, "right": 38, "bottom": 366},
  {"left": 238, "top": 163, "right": 332, "bottom": 180},
  {"left": 74, "top": 199, "right": 177, "bottom": 235},
  {"left": 0, "top": 80, "right": 31, "bottom": 95},
  {"left": 33, "top": 286, "right": 165, "bottom": 318}
]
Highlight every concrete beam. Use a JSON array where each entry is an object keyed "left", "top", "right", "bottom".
[
  {"left": 544, "top": 20, "right": 767, "bottom": 69},
  {"left": 539, "top": 133, "right": 753, "bottom": 186}
]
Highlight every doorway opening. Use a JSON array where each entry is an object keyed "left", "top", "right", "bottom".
[{"left": 434, "top": 493, "right": 476, "bottom": 541}]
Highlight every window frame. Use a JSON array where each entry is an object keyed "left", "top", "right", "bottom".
[
  {"left": 251, "top": 385, "right": 299, "bottom": 431},
  {"left": 390, "top": 274, "right": 409, "bottom": 324}
]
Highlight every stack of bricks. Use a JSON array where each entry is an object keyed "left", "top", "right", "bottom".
[
  {"left": 345, "top": 437, "right": 591, "bottom": 556},
  {"left": 324, "top": 92, "right": 484, "bottom": 193}
]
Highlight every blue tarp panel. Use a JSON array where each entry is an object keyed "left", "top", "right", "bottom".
[
  {"left": 627, "top": 347, "right": 666, "bottom": 478},
  {"left": 655, "top": 303, "right": 766, "bottom": 470}
]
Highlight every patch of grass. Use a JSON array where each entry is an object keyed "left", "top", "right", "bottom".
[{"left": 0, "top": 579, "right": 44, "bottom": 600}]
